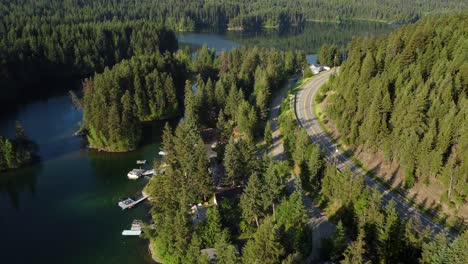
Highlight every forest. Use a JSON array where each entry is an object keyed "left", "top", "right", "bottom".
[
  {"left": 140, "top": 40, "right": 467, "bottom": 262},
  {"left": 277, "top": 83, "right": 467, "bottom": 263},
  {"left": 82, "top": 44, "right": 306, "bottom": 151},
  {"left": 141, "top": 46, "right": 309, "bottom": 263},
  {"left": 1, "top": 0, "right": 466, "bottom": 112},
  {"left": 0, "top": 122, "right": 37, "bottom": 172},
  {"left": 324, "top": 14, "right": 467, "bottom": 223},
  {"left": 0, "top": 19, "right": 177, "bottom": 113}
]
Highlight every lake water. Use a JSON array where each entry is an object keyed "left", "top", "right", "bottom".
[{"left": 0, "top": 20, "right": 395, "bottom": 264}]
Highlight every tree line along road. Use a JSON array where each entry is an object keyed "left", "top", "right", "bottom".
[{"left": 294, "top": 70, "right": 457, "bottom": 241}]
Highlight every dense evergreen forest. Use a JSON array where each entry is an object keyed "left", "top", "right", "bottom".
[
  {"left": 142, "top": 46, "right": 308, "bottom": 262},
  {"left": 324, "top": 14, "right": 467, "bottom": 220},
  {"left": 0, "top": 19, "right": 177, "bottom": 113},
  {"left": 0, "top": 122, "right": 37, "bottom": 172},
  {"left": 82, "top": 44, "right": 306, "bottom": 151},
  {"left": 1, "top": 0, "right": 465, "bottom": 111},
  {"left": 278, "top": 84, "right": 468, "bottom": 263}
]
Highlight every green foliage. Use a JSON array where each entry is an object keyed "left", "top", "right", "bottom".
[
  {"left": 264, "top": 121, "right": 273, "bottom": 149},
  {"left": 83, "top": 51, "right": 188, "bottom": 151},
  {"left": 326, "top": 13, "right": 468, "bottom": 205},
  {"left": 199, "top": 207, "right": 223, "bottom": 247},
  {"left": 0, "top": 122, "right": 37, "bottom": 172},
  {"left": 242, "top": 217, "right": 285, "bottom": 264},
  {"left": 317, "top": 44, "right": 343, "bottom": 66},
  {"left": 215, "top": 231, "right": 239, "bottom": 264},
  {"left": 240, "top": 173, "right": 264, "bottom": 227},
  {"left": 421, "top": 230, "right": 468, "bottom": 264},
  {"left": 0, "top": 17, "right": 178, "bottom": 109}
]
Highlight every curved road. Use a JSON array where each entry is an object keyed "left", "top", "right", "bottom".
[
  {"left": 295, "top": 70, "right": 456, "bottom": 240},
  {"left": 269, "top": 77, "right": 335, "bottom": 261}
]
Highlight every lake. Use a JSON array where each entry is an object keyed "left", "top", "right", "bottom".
[{"left": 0, "top": 20, "right": 395, "bottom": 264}]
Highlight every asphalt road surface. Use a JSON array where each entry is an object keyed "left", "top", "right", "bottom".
[
  {"left": 295, "top": 70, "right": 456, "bottom": 241},
  {"left": 269, "top": 77, "right": 335, "bottom": 261}
]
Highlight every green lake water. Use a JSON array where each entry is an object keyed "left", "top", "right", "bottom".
[{"left": 0, "top": 20, "right": 395, "bottom": 264}]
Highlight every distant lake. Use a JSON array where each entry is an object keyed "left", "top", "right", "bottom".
[
  {"left": 0, "top": 20, "right": 396, "bottom": 264},
  {"left": 178, "top": 20, "right": 396, "bottom": 64}
]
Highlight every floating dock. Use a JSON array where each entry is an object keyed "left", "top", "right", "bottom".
[
  {"left": 118, "top": 195, "right": 149, "bottom": 210},
  {"left": 127, "top": 169, "right": 154, "bottom": 179},
  {"left": 122, "top": 220, "right": 143, "bottom": 236}
]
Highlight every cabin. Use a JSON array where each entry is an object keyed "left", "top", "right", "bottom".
[
  {"left": 190, "top": 204, "right": 208, "bottom": 225},
  {"left": 201, "top": 245, "right": 239, "bottom": 262},
  {"left": 213, "top": 187, "right": 243, "bottom": 206},
  {"left": 310, "top": 64, "right": 331, "bottom": 75}
]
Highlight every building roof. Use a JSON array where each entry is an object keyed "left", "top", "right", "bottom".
[
  {"left": 213, "top": 187, "right": 243, "bottom": 205},
  {"left": 190, "top": 204, "right": 208, "bottom": 225},
  {"left": 200, "top": 248, "right": 217, "bottom": 263}
]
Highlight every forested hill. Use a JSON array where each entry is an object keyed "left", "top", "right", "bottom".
[
  {"left": 1, "top": 0, "right": 466, "bottom": 31},
  {"left": 82, "top": 46, "right": 306, "bottom": 152},
  {"left": 326, "top": 14, "right": 467, "bottom": 217},
  {"left": 0, "top": 20, "right": 177, "bottom": 114}
]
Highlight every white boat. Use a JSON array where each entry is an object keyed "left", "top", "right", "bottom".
[
  {"left": 127, "top": 169, "right": 144, "bottom": 180},
  {"left": 136, "top": 160, "right": 146, "bottom": 165},
  {"left": 158, "top": 151, "right": 166, "bottom": 156}
]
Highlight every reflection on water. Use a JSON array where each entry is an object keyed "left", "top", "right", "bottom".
[
  {"left": 0, "top": 165, "right": 40, "bottom": 209},
  {"left": 179, "top": 20, "right": 396, "bottom": 54},
  {"left": 0, "top": 93, "right": 158, "bottom": 264}
]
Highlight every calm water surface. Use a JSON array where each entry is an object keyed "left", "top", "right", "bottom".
[{"left": 0, "top": 21, "right": 395, "bottom": 264}]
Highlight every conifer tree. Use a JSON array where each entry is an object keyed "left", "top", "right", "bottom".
[
  {"left": 201, "top": 207, "right": 223, "bottom": 247},
  {"left": 242, "top": 217, "right": 284, "bottom": 264},
  {"left": 264, "top": 121, "right": 273, "bottom": 149},
  {"left": 193, "top": 138, "right": 214, "bottom": 201},
  {"left": 224, "top": 137, "right": 243, "bottom": 186},
  {"left": 215, "top": 231, "right": 238, "bottom": 264},
  {"left": 240, "top": 173, "right": 264, "bottom": 227}
]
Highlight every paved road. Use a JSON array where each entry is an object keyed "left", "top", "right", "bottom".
[
  {"left": 269, "top": 77, "right": 335, "bottom": 261},
  {"left": 295, "top": 70, "right": 456, "bottom": 240}
]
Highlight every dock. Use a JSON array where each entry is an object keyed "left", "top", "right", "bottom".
[
  {"left": 142, "top": 169, "right": 154, "bottom": 176},
  {"left": 122, "top": 220, "right": 143, "bottom": 236},
  {"left": 127, "top": 168, "right": 154, "bottom": 179},
  {"left": 118, "top": 195, "right": 149, "bottom": 210}
]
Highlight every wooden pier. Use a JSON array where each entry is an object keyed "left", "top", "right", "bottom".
[{"left": 118, "top": 195, "right": 149, "bottom": 210}]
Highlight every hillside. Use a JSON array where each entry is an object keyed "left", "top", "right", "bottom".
[{"left": 323, "top": 13, "right": 467, "bottom": 225}]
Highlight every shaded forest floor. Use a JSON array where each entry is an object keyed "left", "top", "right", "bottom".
[{"left": 315, "top": 90, "right": 467, "bottom": 230}]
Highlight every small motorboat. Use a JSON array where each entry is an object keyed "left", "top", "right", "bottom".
[{"left": 127, "top": 169, "right": 144, "bottom": 180}]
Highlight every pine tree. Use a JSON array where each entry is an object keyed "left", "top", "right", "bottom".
[
  {"left": 215, "top": 230, "right": 238, "bottom": 264},
  {"left": 193, "top": 138, "right": 214, "bottom": 201},
  {"left": 224, "top": 137, "right": 242, "bottom": 186},
  {"left": 341, "top": 226, "right": 367, "bottom": 264},
  {"left": 240, "top": 173, "right": 264, "bottom": 227},
  {"left": 133, "top": 74, "right": 149, "bottom": 119},
  {"left": 185, "top": 233, "right": 203, "bottom": 264},
  {"left": 216, "top": 110, "right": 231, "bottom": 145},
  {"left": 184, "top": 80, "right": 198, "bottom": 126},
  {"left": 331, "top": 221, "right": 346, "bottom": 261},
  {"left": 262, "top": 161, "right": 288, "bottom": 219},
  {"left": 241, "top": 217, "right": 284, "bottom": 264},
  {"left": 121, "top": 90, "right": 141, "bottom": 150},
  {"left": 225, "top": 83, "right": 240, "bottom": 118},
  {"left": 264, "top": 121, "right": 273, "bottom": 149},
  {"left": 201, "top": 207, "right": 223, "bottom": 247}
]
